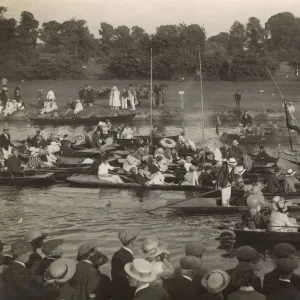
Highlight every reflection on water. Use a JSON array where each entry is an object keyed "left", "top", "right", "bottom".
[{"left": 0, "top": 121, "right": 299, "bottom": 277}]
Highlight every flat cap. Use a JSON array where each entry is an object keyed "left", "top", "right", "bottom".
[
  {"left": 235, "top": 246, "right": 257, "bottom": 262},
  {"left": 41, "top": 239, "right": 64, "bottom": 256},
  {"left": 273, "top": 243, "right": 296, "bottom": 259},
  {"left": 185, "top": 242, "right": 207, "bottom": 258},
  {"left": 10, "top": 240, "right": 33, "bottom": 256},
  {"left": 231, "top": 262, "right": 255, "bottom": 282},
  {"left": 276, "top": 257, "right": 298, "bottom": 274},
  {"left": 77, "top": 241, "right": 101, "bottom": 258},
  {"left": 118, "top": 227, "right": 140, "bottom": 245},
  {"left": 180, "top": 256, "right": 202, "bottom": 271}
]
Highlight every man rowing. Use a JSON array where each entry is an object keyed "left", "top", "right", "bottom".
[{"left": 98, "top": 156, "right": 123, "bottom": 183}]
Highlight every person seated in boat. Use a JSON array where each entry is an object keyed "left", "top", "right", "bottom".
[
  {"left": 266, "top": 167, "right": 281, "bottom": 194},
  {"left": 234, "top": 165, "right": 246, "bottom": 183},
  {"left": 175, "top": 135, "right": 187, "bottom": 153},
  {"left": 245, "top": 124, "right": 255, "bottom": 134},
  {"left": 47, "top": 141, "right": 61, "bottom": 155},
  {"left": 206, "top": 151, "right": 217, "bottom": 166},
  {"left": 66, "top": 97, "right": 75, "bottom": 110},
  {"left": 92, "top": 130, "right": 106, "bottom": 149},
  {"left": 198, "top": 165, "right": 216, "bottom": 187},
  {"left": 254, "top": 123, "right": 262, "bottom": 135},
  {"left": 105, "top": 119, "right": 112, "bottom": 131},
  {"left": 74, "top": 99, "right": 83, "bottom": 114},
  {"left": 246, "top": 186, "right": 267, "bottom": 208},
  {"left": 98, "top": 156, "right": 123, "bottom": 183},
  {"left": 12, "top": 99, "right": 18, "bottom": 112},
  {"left": 60, "top": 140, "right": 74, "bottom": 157},
  {"left": 134, "top": 165, "right": 150, "bottom": 186},
  {"left": 184, "top": 156, "right": 194, "bottom": 172},
  {"left": 5, "top": 149, "right": 22, "bottom": 174},
  {"left": 148, "top": 163, "right": 166, "bottom": 185},
  {"left": 45, "top": 149, "right": 57, "bottom": 166},
  {"left": 255, "top": 144, "right": 270, "bottom": 161},
  {"left": 231, "top": 140, "right": 243, "bottom": 160},
  {"left": 50, "top": 98, "right": 58, "bottom": 111},
  {"left": 233, "top": 123, "right": 245, "bottom": 136},
  {"left": 135, "top": 142, "right": 150, "bottom": 162},
  {"left": 123, "top": 149, "right": 141, "bottom": 174},
  {"left": 220, "top": 142, "right": 232, "bottom": 160},
  {"left": 3, "top": 99, "right": 15, "bottom": 116},
  {"left": 269, "top": 199, "right": 299, "bottom": 232},
  {"left": 241, "top": 206, "right": 268, "bottom": 231},
  {"left": 234, "top": 177, "right": 252, "bottom": 193},
  {"left": 282, "top": 169, "right": 299, "bottom": 194},
  {"left": 241, "top": 110, "right": 252, "bottom": 127},
  {"left": 151, "top": 125, "right": 162, "bottom": 139},
  {"left": 163, "top": 148, "right": 173, "bottom": 165},
  {"left": 27, "top": 149, "right": 53, "bottom": 169},
  {"left": 171, "top": 148, "right": 181, "bottom": 163},
  {"left": 0, "top": 152, "right": 6, "bottom": 171},
  {"left": 155, "top": 156, "right": 169, "bottom": 173},
  {"left": 181, "top": 165, "right": 199, "bottom": 186},
  {"left": 121, "top": 124, "right": 134, "bottom": 139},
  {"left": 40, "top": 99, "right": 52, "bottom": 115}
]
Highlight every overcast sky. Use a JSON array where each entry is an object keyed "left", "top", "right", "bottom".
[{"left": 2, "top": 0, "right": 300, "bottom": 37}]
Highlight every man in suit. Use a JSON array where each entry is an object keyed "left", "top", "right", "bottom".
[
  {"left": 163, "top": 256, "right": 200, "bottom": 300},
  {"left": 0, "top": 127, "right": 13, "bottom": 159},
  {"left": 111, "top": 227, "right": 140, "bottom": 300},
  {"left": 267, "top": 168, "right": 281, "bottom": 193},
  {"left": 6, "top": 148, "right": 22, "bottom": 173},
  {"left": 267, "top": 257, "right": 300, "bottom": 300},
  {"left": 263, "top": 243, "right": 300, "bottom": 295},
  {"left": 2, "top": 240, "right": 41, "bottom": 300}
]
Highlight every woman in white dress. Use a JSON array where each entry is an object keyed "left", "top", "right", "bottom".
[
  {"left": 128, "top": 86, "right": 136, "bottom": 110},
  {"left": 74, "top": 99, "right": 83, "bottom": 114},
  {"left": 123, "top": 149, "right": 141, "bottom": 173},
  {"left": 109, "top": 86, "right": 121, "bottom": 110},
  {"left": 98, "top": 157, "right": 123, "bottom": 183}
]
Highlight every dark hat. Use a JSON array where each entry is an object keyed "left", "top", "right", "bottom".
[
  {"left": 235, "top": 246, "right": 257, "bottom": 262},
  {"left": 10, "top": 241, "right": 33, "bottom": 256},
  {"left": 180, "top": 256, "right": 202, "bottom": 271},
  {"left": 259, "top": 145, "right": 264, "bottom": 149},
  {"left": 90, "top": 250, "right": 108, "bottom": 267},
  {"left": 185, "top": 242, "right": 207, "bottom": 258},
  {"left": 273, "top": 243, "right": 296, "bottom": 259},
  {"left": 118, "top": 227, "right": 140, "bottom": 245},
  {"left": 276, "top": 257, "right": 298, "bottom": 274},
  {"left": 77, "top": 241, "right": 101, "bottom": 258},
  {"left": 231, "top": 262, "right": 255, "bottom": 282},
  {"left": 41, "top": 239, "right": 64, "bottom": 256}
]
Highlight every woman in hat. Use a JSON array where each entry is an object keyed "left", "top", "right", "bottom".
[
  {"left": 269, "top": 199, "right": 299, "bottom": 232},
  {"left": 109, "top": 86, "right": 121, "bottom": 111},
  {"left": 246, "top": 186, "right": 267, "bottom": 209},
  {"left": 121, "top": 124, "right": 134, "bottom": 139},
  {"left": 201, "top": 269, "right": 230, "bottom": 300},
  {"left": 240, "top": 205, "right": 269, "bottom": 231},
  {"left": 123, "top": 149, "right": 141, "bottom": 174},
  {"left": 181, "top": 165, "right": 199, "bottom": 186},
  {"left": 282, "top": 169, "right": 299, "bottom": 194},
  {"left": 44, "top": 258, "right": 78, "bottom": 300},
  {"left": 74, "top": 99, "right": 83, "bottom": 115},
  {"left": 139, "top": 237, "right": 173, "bottom": 287},
  {"left": 127, "top": 85, "right": 136, "bottom": 111}
]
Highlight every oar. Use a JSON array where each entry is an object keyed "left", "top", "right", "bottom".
[
  {"left": 146, "top": 189, "right": 219, "bottom": 214},
  {"left": 218, "top": 224, "right": 300, "bottom": 231},
  {"left": 109, "top": 170, "right": 135, "bottom": 183}
]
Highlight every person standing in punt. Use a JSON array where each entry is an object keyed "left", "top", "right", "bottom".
[
  {"left": 124, "top": 258, "right": 170, "bottom": 300},
  {"left": 241, "top": 110, "right": 252, "bottom": 127},
  {"left": 111, "top": 227, "right": 140, "bottom": 300},
  {"left": 267, "top": 168, "right": 281, "bottom": 193},
  {"left": 263, "top": 243, "right": 300, "bottom": 295},
  {"left": 5, "top": 148, "right": 22, "bottom": 173},
  {"left": 230, "top": 141, "right": 243, "bottom": 161},
  {"left": 220, "top": 143, "right": 232, "bottom": 161},
  {"left": 0, "top": 127, "right": 13, "bottom": 159},
  {"left": 282, "top": 169, "right": 299, "bottom": 194}
]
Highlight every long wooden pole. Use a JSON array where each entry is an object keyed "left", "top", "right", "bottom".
[
  {"left": 150, "top": 44, "right": 153, "bottom": 145},
  {"left": 199, "top": 50, "right": 205, "bottom": 163}
]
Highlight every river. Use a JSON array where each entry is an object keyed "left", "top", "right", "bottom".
[{"left": 0, "top": 120, "right": 299, "bottom": 279}]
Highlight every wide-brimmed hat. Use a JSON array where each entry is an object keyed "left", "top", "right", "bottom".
[
  {"left": 45, "top": 258, "right": 76, "bottom": 283},
  {"left": 77, "top": 241, "right": 101, "bottom": 258},
  {"left": 24, "top": 229, "right": 48, "bottom": 244},
  {"left": 234, "top": 165, "right": 246, "bottom": 175},
  {"left": 232, "top": 140, "right": 239, "bottom": 146},
  {"left": 238, "top": 123, "right": 243, "bottom": 127},
  {"left": 189, "top": 165, "right": 197, "bottom": 172},
  {"left": 41, "top": 239, "right": 63, "bottom": 256},
  {"left": 286, "top": 169, "right": 296, "bottom": 176},
  {"left": 118, "top": 227, "right": 141, "bottom": 245},
  {"left": 10, "top": 240, "right": 33, "bottom": 256},
  {"left": 272, "top": 199, "right": 288, "bottom": 212},
  {"left": 124, "top": 258, "right": 156, "bottom": 283},
  {"left": 228, "top": 158, "right": 237, "bottom": 166},
  {"left": 139, "top": 237, "right": 169, "bottom": 258},
  {"left": 201, "top": 269, "right": 230, "bottom": 294},
  {"left": 272, "top": 196, "right": 281, "bottom": 203}
]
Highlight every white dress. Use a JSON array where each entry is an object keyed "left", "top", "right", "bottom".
[
  {"left": 109, "top": 89, "right": 121, "bottom": 108},
  {"left": 74, "top": 102, "right": 83, "bottom": 114}
]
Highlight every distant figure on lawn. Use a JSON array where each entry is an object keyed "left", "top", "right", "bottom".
[
  {"left": 234, "top": 89, "right": 242, "bottom": 110},
  {"left": 38, "top": 88, "right": 44, "bottom": 108}
]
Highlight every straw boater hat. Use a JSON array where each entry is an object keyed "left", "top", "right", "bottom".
[
  {"left": 24, "top": 229, "right": 48, "bottom": 244},
  {"left": 139, "top": 237, "right": 169, "bottom": 258},
  {"left": 228, "top": 158, "right": 237, "bottom": 166},
  {"left": 286, "top": 169, "right": 296, "bottom": 176},
  {"left": 201, "top": 269, "right": 230, "bottom": 294},
  {"left": 272, "top": 199, "right": 288, "bottom": 212},
  {"left": 124, "top": 258, "right": 156, "bottom": 282},
  {"left": 44, "top": 258, "right": 76, "bottom": 283},
  {"left": 234, "top": 165, "right": 246, "bottom": 175},
  {"left": 232, "top": 140, "right": 239, "bottom": 146}
]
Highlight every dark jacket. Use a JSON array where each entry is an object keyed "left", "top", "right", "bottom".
[
  {"left": 134, "top": 286, "right": 170, "bottom": 300},
  {"left": 60, "top": 145, "right": 74, "bottom": 157},
  {"left": 94, "top": 271, "right": 113, "bottom": 300},
  {"left": 71, "top": 260, "right": 100, "bottom": 300},
  {"left": 231, "top": 145, "right": 243, "bottom": 160},
  {"left": 2, "top": 261, "right": 41, "bottom": 300},
  {"left": 32, "top": 257, "right": 56, "bottom": 277},
  {"left": 241, "top": 114, "right": 252, "bottom": 127},
  {"left": 79, "top": 89, "right": 85, "bottom": 100},
  {"left": 255, "top": 149, "right": 270, "bottom": 161},
  {"left": 111, "top": 247, "right": 135, "bottom": 300},
  {"left": 5, "top": 155, "right": 22, "bottom": 173},
  {"left": 26, "top": 250, "right": 43, "bottom": 271},
  {"left": 267, "top": 174, "right": 281, "bottom": 194},
  {"left": 163, "top": 276, "right": 197, "bottom": 300},
  {"left": 0, "top": 133, "right": 12, "bottom": 150},
  {"left": 220, "top": 147, "right": 232, "bottom": 160},
  {"left": 56, "top": 282, "right": 80, "bottom": 300},
  {"left": 266, "top": 280, "right": 300, "bottom": 300},
  {"left": 199, "top": 172, "right": 215, "bottom": 187},
  {"left": 135, "top": 174, "right": 148, "bottom": 185},
  {"left": 85, "top": 90, "right": 94, "bottom": 104},
  {"left": 228, "top": 290, "right": 265, "bottom": 300},
  {"left": 263, "top": 268, "right": 300, "bottom": 295}
]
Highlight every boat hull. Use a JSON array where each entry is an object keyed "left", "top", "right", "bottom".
[
  {"left": 0, "top": 172, "right": 55, "bottom": 186},
  {"left": 114, "top": 135, "right": 179, "bottom": 147}
]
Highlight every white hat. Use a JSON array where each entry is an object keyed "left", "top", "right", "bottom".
[
  {"left": 45, "top": 258, "right": 76, "bottom": 283},
  {"left": 272, "top": 196, "right": 281, "bottom": 203},
  {"left": 228, "top": 158, "right": 237, "bottom": 166},
  {"left": 201, "top": 269, "right": 230, "bottom": 294},
  {"left": 238, "top": 123, "right": 243, "bottom": 127},
  {"left": 232, "top": 140, "right": 239, "bottom": 146},
  {"left": 286, "top": 169, "right": 296, "bottom": 176},
  {"left": 2, "top": 87, "right": 7, "bottom": 91},
  {"left": 234, "top": 165, "right": 246, "bottom": 175},
  {"left": 124, "top": 258, "right": 156, "bottom": 283},
  {"left": 139, "top": 237, "right": 169, "bottom": 258}
]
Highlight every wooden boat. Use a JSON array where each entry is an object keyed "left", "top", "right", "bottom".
[
  {"left": 0, "top": 111, "right": 28, "bottom": 121},
  {"left": 114, "top": 135, "right": 179, "bottom": 147},
  {"left": 0, "top": 172, "right": 55, "bottom": 186},
  {"left": 29, "top": 113, "right": 136, "bottom": 125},
  {"left": 234, "top": 223, "right": 300, "bottom": 245},
  {"left": 73, "top": 146, "right": 119, "bottom": 157}
]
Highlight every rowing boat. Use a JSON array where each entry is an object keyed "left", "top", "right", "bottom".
[
  {"left": 73, "top": 146, "right": 119, "bottom": 157},
  {"left": 234, "top": 223, "right": 300, "bottom": 245},
  {"left": 0, "top": 172, "right": 55, "bottom": 186},
  {"left": 114, "top": 135, "right": 179, "bottom": 147},
  {"left": 36, "top": 167, "right": 96, "bottom": 180},
  {"left": 29, "top": 113, "right": 136, "bottom": 125}
]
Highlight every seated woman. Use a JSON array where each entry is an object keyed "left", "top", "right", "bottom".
[
  {"left": 198, "top": 165, "right": 216, "bottom": 187},
  {"left": 246, "top": 186, "right": 267, "bottom": 208},
  {"left": 163, "top": 148, "right": 173, "bottom": 165},
  {"left": 245, "top": 124, "right": 254, "bottom": 134},
  {"left": 27, "top": 149, "right": 52, "bottom": 169},
  {"left": 148, "top": 158, "right": 166, "bottom": 185},
  {"left": 135, "top": 143, "right": 150, "bottom": 162},
  {"left": 74, "top": 99, "right": 83, "bottom": 114},
  {"left": 181, "top": 165, "right": 199, "bottom": 186},
  {"left": 241, "top": 205, "right": 268, "bottom": 231},
  {"left": 121, "top": 125, "right": 134, "bottom": 139},
  {"left": 98, "top": 157, "right": 123, "bottom": 183},
  {"left": 3, "top": 99, "right": 15, "bottom": 116},
  {"left": 40, "top": 99, "right": 51, "bottom": 115},
  {"left": 123, "top": 149, "right": 141, "bottom": 174},
  {"left": 268, "top": 199, "right": 299, "bottom": 232},
  {"left": 233, "top": 124, "right": 245, "bottom": 136}
]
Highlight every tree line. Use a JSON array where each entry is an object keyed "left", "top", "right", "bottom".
[{"left": 1, "top": 7, "right": 299, "bottom": 81}]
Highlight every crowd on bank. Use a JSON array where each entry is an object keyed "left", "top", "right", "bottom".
[{"left": 0, "top": 229, "right": 300, "bottom": 300}]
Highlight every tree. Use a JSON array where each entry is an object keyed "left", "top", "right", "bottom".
[
  {"left": 16, "top": 11, "right": 39, "bottom": 47},
  {"left": 99, "top": 22, "right": 115, "bottom": 45},
  {"left": 207, "top": 32, "right": 230, "bottom": 53},
  {"left": 131, "top": 26, "right": 145, "bottom": 43},
  {"left": 245, "top": 17, "right": 265, "bottom": 53},
  {"left": 228, "top": 21, "right": 246, "bottom": 56}
]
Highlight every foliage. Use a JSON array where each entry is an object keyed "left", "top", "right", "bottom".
[
  {"left": 228, "top": 21, "right": 246, "bottom": 56},
  {"left": 287, "top": 49, "right": 300, "bottom": 72}
]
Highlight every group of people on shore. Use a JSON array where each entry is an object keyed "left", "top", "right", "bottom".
[{"left": 0, "top": 228, "right": 299, "bottom": 300}]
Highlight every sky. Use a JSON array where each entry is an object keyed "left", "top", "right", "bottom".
[{"left": 2, "top": 0, "right": 300, "bottom": 37}]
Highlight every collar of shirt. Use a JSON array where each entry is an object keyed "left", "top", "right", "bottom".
[
  {"left": 83, "top": 260, "right": 93, "bottom": 264},
  {"left": 135, "top": 283, "right": 150, "bottom": 295},
  {"left": 279, "top": 278, "right": 291, "bottom": 283},
  {"left": 122, "top": 246, "right": 133, "bottom": 255},
  {"left": 240, "top": 286, "right": 255, "bottom": 291},
  {"left": 45, "top": 257, "right": 56, "bottom": 260},
  {"left": 14, "top": 261, "right": 26, "bottom": 268},
  {"left": 182, "top": 275, "right": 192, "bottom": 282}
]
